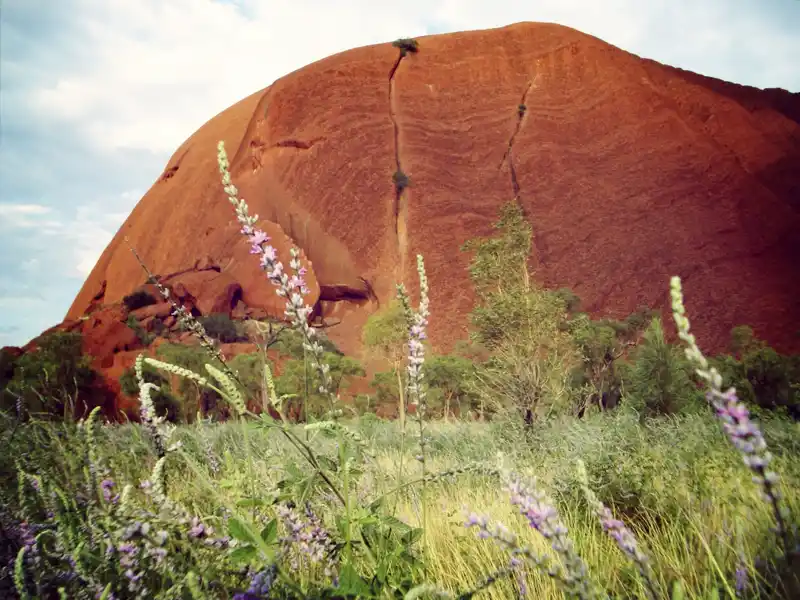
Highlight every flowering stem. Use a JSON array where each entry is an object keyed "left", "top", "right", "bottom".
[
  {"left": 215, "top": 140, "right": 377, "bottom": 566},
  {"left": 670, "top": 276, "right": 795, "bottom": 570}
]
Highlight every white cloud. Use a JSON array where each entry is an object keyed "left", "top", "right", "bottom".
[
  {"left": 61, "top": 199, "right": 136, "bottom": 277},
  {"left": 21, "top": 0, "right": 800, "bottom": 159},
  {"left": 0, "top": 196, "right": 136, "bottom": 278},
  {"left": 0, "top": 203, "right": 51, "bottom": 216},
  {"left": 0, "top": 203, "right": 53, "bottom": 228},
  {"left": 28, "top": 0, "right": 428, "bottom": 154}
]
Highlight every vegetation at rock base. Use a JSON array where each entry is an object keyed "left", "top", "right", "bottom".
[
  {"left": 1, "top": 331, "right": 99, "bottom": 420},
  {"left": 198, "top": 313, "right": 247, "bottom": 344},
  {"left": 123, "top": 289, "right": 158, "bottom": 312},
  {"left": 1, "top": 143, "right": 798, "bottom": 600}
]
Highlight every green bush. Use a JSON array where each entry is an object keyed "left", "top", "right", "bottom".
[
  {"left": 620, "top": 317, "right": 702, "bottom": 417},
  {"left": 567, "top": 308, "right": 653, "bottom": 415},
  {"left": 275, "top": 352, "right": 364, "bottom": 419},
  {"left": 198, "top": 313, "right": 243, "bottom": 343},
  {"left": 122, "top": 289, "right": 157, "bottom": 311},
  {"left": 3, "top": 331, "right": 98, "bottom": 419},
  {"left": 119, "top": 363, "right": 181, "bottom": 423},
  {"left": 155, "top": 343, "right": 223, "bottom": 420},
  {"left": 710, "top": 326, "right": 799, "bottom": 418},
  {"left": 126, "top": 314, "right": 154, "bottom": 345},
  {"left": 425, "top": 354, "right": 480, "bottom": 419},
  {"left": 0, "top": 348, "right": 16, "bottom": 393},
  {"left": 272, "top": 326, "right": 340, "bottom": 360}
]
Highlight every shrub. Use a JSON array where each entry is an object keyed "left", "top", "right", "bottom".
[
  {"left": 119, "top": 363, "right": 181, "bottom": 422},
  {"left": 392, "top": 37, "right": 419, "bottom": 56},
  {"left": 126, "top": 314, "right": 155, "bottom": 345},
  {"left": 462, "top": 201, "right": 580, "bottom": 422},
  {"left": 620, "top": 316, "right": 702, "bottom": 416},
  {"left": 425, "top": 353, "right": 480, "bottom": 420},
  {"left": 3, "top": 331, "right": 98, "bottom": 419},
  {"left": 155, "top": 342, "right": 223, "bottom": 419},
  {"left": 363, "top": 299, "right": 409, "bottom": 426},
  {"left": 711, "top": 326, "right": 799, "bottom": 418},
  {"left": 272, "top": 326, "right": 340, "bottom": 360},
  {"left": 0, "top": 348, "right": 16, "bottom": 394},
  {"left": 275, "top": 352, "right": 365, "bottom": 420},
  {"left": 122, "top": 288, "right": 157, "bottom": 311},
  {"left": 197, "top": 313, "right": 243, "bottom": 343}
]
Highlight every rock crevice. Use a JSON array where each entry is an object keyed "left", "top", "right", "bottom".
[
  {"left": 389, "top": 52, "right": 409, "bottom": 281},
  {"left": 501, "top": 78, "right": 536, "bottom": 198}
]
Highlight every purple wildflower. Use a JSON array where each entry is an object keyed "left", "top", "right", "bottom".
[
  {"left": 464, "top": 511, "right": 571, "bottom": 593},
  {"left": 118, "top": 542, "right": 139, "bottom": 570},
  {"left": 670, "top": 276, "right": 793, "bottom": 565},
  {"left": 735, "top": 562, "right": 748, "bottom": 597},
  {"left": 276, "top": 503, "right": 338, "bottom": 576},
  {"left": 505, "top": 473, "right": 594, "bottom": 598},
  {"left": 576, "top": 459, "right": 657, "bottom": 599},
  {"left": 247, "top": 565, "right": 277, "bottom": 597},
  {"left": 188, "top": 517, "right": 208, "bottom": 539},
  {"left": 218, "top": 140, "right": 336, "bottom": 402},
  {"left": 18, "top": 521, "right": 36, "bottom": 549},
  {"left": 101, "top": 479, "right": 120, "bottom": 504},
  {"left": 250, "top": 229, "right": 270, "bottom": 251}
]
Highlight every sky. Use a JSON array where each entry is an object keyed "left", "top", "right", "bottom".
[{"left": 1, "top": 0, "right": 799, "bottom": 348}]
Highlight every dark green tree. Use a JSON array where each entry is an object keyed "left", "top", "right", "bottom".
[
  {"left": 4, "top": 332, "right": 98, "bottom": 419},
  {"left": 620, "top": 317, "right": 701, "bottom": 417}
]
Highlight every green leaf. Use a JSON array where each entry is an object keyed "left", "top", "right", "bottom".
[
  {"left": 260, "top": 519, "right": 278, "bottom": 545},
  {"left": 236, "top": 498, "right": 265, "bottom": 508},
  {"left": 227, "top": 517, "right": 256, "bottom": 544},
  {"left": 335, "top": 515, "right": 350, "bottom": 539},
  {"left": 402, "top": 528, "right": 423, "bottom": 545},
  {"left": 228, "top": 545, "right": 258, "bottom": 564},
  {"left": 379, "top": 514, "right": 412, "bottom": 533},
  {"left": 336, "top": 563, "right": 372, "bottom": 597},
  {"left": 376, "top": 560, "right": 389, "bottom": 584},
  {"left": 97, "top": 584, "right": 113, "bottom": 600},
  {"left": 670, "top": 580, "right": 685, "bottom": 600}
]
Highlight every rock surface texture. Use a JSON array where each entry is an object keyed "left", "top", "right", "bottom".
[{"left": 61, "top": 21, "right": 800, "bottom": 361}]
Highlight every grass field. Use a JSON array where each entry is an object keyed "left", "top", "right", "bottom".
[{"left": 3, "top": 407, "right": 798, "bottom": 599}]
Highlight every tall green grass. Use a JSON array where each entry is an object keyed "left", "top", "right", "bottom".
[{"left": 2, "top": 409, "right": 797, "bottom": 598}]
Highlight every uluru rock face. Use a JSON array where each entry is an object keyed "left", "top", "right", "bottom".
[{"left": 65, "top": 21, "right": 800, "bottom": 358}]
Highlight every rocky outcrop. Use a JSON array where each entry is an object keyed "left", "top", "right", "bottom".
[{"left": 50, "top": 22, "right": 800, "bottom": 361}]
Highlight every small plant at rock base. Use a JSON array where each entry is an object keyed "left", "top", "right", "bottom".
[
  {"left": 126, "top": 314, "right": 155, "bottom": 346},
  {"left": 198, "top": 313, "right": 242, "bottom": 344}
]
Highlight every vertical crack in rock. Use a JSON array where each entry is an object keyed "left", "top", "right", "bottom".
[
  {"left": 501, "top": 77, "right": 542, "bottom": 269},
  {"left": 499, "top": 80, "right": 534, "bottom": 198},
  {"left": 389, "top": 53, "right": 409, "bottom": 281}
]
